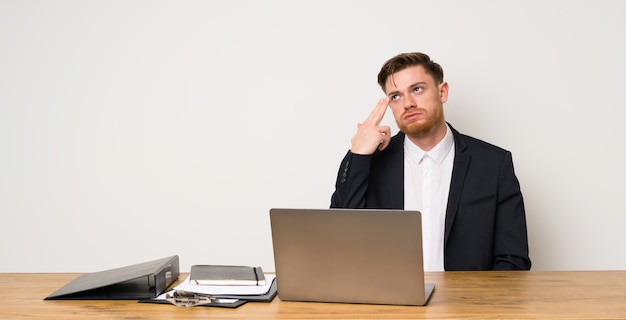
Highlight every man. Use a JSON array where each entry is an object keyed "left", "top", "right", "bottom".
[{"left": 330, "top": 52, "right": 531, "bottom": 271}]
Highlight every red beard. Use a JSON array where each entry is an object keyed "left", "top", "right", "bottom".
[{"left": 396, "top": 108, "right": 443, "bottom": 138}]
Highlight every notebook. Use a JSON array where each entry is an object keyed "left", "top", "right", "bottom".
[
  {"left": 269, "top": 208, "right": 435, "bottom": 306},
  {"left": 189, "top": 265, "right": 266, "bottom": 286}
]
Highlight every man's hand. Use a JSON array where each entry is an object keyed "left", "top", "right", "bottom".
[{"left": 350, "top": 97, "right": 391, "bottom": 155}]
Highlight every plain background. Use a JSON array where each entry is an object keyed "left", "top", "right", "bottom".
[{"left": 1, "top": 0, "right": 625, "bottom": 272}]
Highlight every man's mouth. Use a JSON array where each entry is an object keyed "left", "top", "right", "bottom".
[{"left": 404, "top": 112, "right": 423, "bottom": 121}]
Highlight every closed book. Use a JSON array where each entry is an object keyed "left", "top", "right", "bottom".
[{"left": 190, "top": 265, "right": 266, "bottom": 286}]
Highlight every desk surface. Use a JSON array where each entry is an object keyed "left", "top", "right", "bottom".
[{"left": 2, "top": 271, "right": 625, "bottom": 319}]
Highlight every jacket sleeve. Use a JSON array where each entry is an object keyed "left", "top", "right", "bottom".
[
  {"left": 492, "top": 151, "right": 532, "bottom": 270},
  {"left": 330, "top": 151, "right": 372, "bottom": 209}
]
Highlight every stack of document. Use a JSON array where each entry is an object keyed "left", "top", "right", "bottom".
[{"left": 141, "top": 273, "right": 277, "bottom": 308}]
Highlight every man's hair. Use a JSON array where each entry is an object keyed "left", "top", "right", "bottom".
[{"left": 377, "top": 52, "right": 444, "bottom": 91}]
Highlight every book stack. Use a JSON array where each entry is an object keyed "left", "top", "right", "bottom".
[{"left": 140, "top": 264, "right": 277, "bottom": 308}]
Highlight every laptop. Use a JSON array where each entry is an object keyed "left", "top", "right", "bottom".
[{"left": 269, "top": 208, "right": 435, "bottom": 306}]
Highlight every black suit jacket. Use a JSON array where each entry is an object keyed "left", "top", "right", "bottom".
[{"left": 330, "top": 124, "right": 531, "bottom": 270}]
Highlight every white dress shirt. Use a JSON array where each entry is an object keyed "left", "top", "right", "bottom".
[{"left": 404, "top": 125, "right": 455, "bottom": 271}]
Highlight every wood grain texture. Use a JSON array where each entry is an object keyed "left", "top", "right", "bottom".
[{"left": 1, "top": 271, "right": 625, "bottom": 319}]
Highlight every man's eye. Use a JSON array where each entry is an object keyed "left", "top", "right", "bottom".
[
  {"left": 391, "top": 94, "right": 400, "bottom": 100},
  {"left": 413, "top": 87, "right": 422, "bottom": 93}
]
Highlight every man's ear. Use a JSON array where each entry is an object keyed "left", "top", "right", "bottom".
[{"left": 439, "top": 81, "right": 449, "bottom": 103}]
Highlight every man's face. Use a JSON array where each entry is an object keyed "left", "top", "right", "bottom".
[{"left": 384, "top": 65, "right": 448, "bottom": 138}]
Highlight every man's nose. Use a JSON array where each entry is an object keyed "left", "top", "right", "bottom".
[{"left": 403, "top": 94, "right": 416, "bottom": 109}]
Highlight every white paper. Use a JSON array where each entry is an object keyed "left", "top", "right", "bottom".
[
  {"left": 174, "top": 274, "right": 276, "bottom": 295},
  {"left": 152, "top": 291, "right": 239, "bottom": 304}
]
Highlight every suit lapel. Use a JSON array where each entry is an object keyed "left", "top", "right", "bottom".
[{"left": 445, "top": 126, "right": 470, "bottom": 245}]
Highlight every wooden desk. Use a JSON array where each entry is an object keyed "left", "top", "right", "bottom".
[{"left": 1, "top": 271, "right": 625, "bottom": 319}]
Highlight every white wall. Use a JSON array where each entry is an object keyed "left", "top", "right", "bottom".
[{"left": 1, "top": 0, "right": 625, "bottom": 272}]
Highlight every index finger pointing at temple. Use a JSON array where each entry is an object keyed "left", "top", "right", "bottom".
[{"left": 364, "top": 97, "right": 390, "bottom": 126}]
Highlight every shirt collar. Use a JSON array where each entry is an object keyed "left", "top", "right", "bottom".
[{"left": 404, "top": 124, "right": 454, "bottom": 165}]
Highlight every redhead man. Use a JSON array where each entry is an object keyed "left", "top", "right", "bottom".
[{"left": 331, "top": 52, "right": 531, "bottom": 271}]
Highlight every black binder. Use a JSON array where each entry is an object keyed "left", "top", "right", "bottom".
[{"left": 44, "top": 255, "right": 180, "bottom": 300}]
